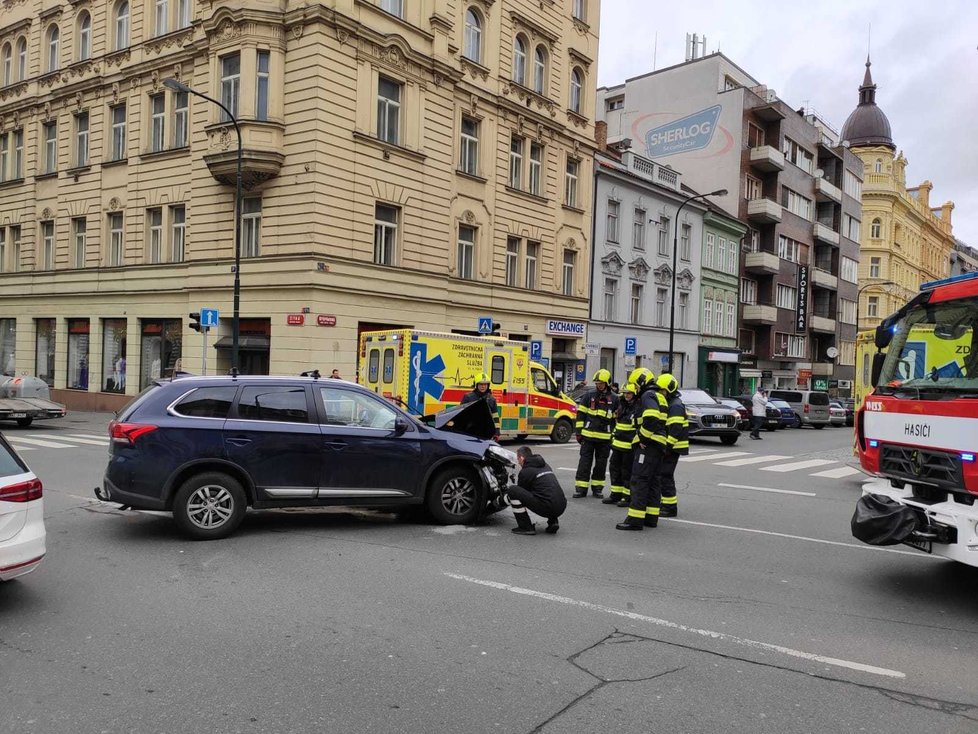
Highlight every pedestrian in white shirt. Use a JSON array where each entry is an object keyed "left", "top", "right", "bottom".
[{"left": 750, "top": 388, "right": 770, "bottom": 440}]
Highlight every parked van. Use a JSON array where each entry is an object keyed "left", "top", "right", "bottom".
[{"left": 767, "top": 389, "right": 831, "bottom": 428}]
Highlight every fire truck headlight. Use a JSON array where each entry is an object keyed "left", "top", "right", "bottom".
[
  {"left": 962, "top": 452, "right": 975, "bottom": 462},
  {"left": 868, "top": 440, "right": 879, "bottom": 448}
]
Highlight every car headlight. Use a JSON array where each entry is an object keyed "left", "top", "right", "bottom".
[{"left": 487, "top": 445, "right": 517, "bottom": 466}]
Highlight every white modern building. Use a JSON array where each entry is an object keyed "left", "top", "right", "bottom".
[{"left": 588, "top": 149, "right": 706, "bottom": 387}]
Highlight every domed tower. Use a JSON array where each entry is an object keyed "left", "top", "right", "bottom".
[{"left": 841, "top": 56, "right": 895, "bottom": 151}]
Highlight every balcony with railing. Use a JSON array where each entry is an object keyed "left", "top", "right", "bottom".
[
  {"left": 747, "top": 198, "right": 783, "bottom": 223},
  {"left": 744, "top": 250, "right": 780, "bottom": 274},
  {"left": 811, "top": 312, "right": 837, "bottom": 332},
  {"left": 813, "top": 221, "right": 840, "bottom": 246},
  {"left": 814, "top": 176, "right": 842, "bottom": 204},
  {"left": 749, "top": 145, "right": 786, "bottom": 172},
  {"left": 811, "top": 268, "right": 838, "bottom": 290},
  {"left": 622, "top": 151, "right": 681, "bottom": 191},
  {"left": 743, "top": 303, "right": 778, "bottom": 324}
]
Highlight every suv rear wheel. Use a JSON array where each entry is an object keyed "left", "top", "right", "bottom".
[
  {"left": 172, "top": 472, "right": 247, "bottom": 540},
  {"left": 426, "top": 466, "right": 482, "bottom": 525}
]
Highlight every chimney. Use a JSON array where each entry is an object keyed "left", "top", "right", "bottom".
[
  {"left": 940, "top": 201, "right": 954, "bottom": 227},
  {"left": 918, "top": 180, "right": 933, "bottom": 208},
  {"left": 595, "top": 120, "right": 608, "bottom": 152}
]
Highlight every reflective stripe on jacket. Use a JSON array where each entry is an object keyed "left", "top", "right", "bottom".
[
  {"left": 664, "top": 393, "right": 690, "bottom": 455},
  {"left": 612, "top": 399, "right": 639, "bottom": 450},
  {"left": 575, "top": 388, "right": 619, "bottom": 441},
  {"left": 636, "top": 388, "right": 668, "bottom": 446}
]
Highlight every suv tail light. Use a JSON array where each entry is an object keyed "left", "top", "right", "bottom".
[
  {"left": 0, "top": 478, "right": 43, "bottom": 502},
  {"left": 804, "top": 404, "right": 810, "bottom": 414},
  {"left": 109, "top": 421, "right": 159, "bottom": 446}
]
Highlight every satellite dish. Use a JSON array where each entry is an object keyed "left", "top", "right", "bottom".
[{"left": 826, "top": 346, "right": 839, "bottom": 359}]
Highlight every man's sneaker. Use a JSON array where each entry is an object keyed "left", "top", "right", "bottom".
[{"left": 545, "top": 519, "right": 559, "bottom": 535}]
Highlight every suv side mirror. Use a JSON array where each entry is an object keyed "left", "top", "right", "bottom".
[{"left": 870, "top": 352, "right": 886, "bottom": 387}]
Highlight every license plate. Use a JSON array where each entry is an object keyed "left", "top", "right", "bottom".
[
  {"left": 10, "top": 413, "right": 26, "bottom": 418},
  {"left": 902, "top": 536, "right": 933, "bottom": 554}
]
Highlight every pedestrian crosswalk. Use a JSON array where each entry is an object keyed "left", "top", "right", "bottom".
[
  {"left": 3, "top": 432, "right": 109, "bottom": 452},
  {"left": 685, "top": 447, "right": 863, "bottom": 480}
]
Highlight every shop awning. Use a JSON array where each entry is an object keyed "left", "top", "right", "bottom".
[
  {"left": 551, "top": 352, "right": 581, "bottom": 361},
  {"left": 213, "top": 336, "right": 270, "bottom": 351}
]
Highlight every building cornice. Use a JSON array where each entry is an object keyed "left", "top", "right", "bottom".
[{"left": 0, "top": 17, "right": 32, "bottom": 37}]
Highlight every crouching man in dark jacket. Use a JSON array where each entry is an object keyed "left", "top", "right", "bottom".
[{"left": 506, "top": 446, "right": 568, "bottom": 536}]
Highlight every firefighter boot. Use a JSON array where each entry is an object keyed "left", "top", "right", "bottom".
[
  {"left": 616, "top": 497, "right": 630, "bottom": 508},
  {"left": 660, "top": 505, "right": 677, "bottom": 518},
  {"left": 616, "top": 511, "right": 645, "bottom": 531},
  {"left": 602, "top": 492, "right": 623, "bottom": 505},
  {"left": 644, "top": 511, "right": 659, "bottom": 528},
  {"left": 511, "top": 511, "right": 537, "bottom": 536}
]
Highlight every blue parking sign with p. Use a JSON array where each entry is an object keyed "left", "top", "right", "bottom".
[
  {"left": 530, "top": 340, "right": 543, "bottom": 360},
  {"left": 624, "top": 337, "right": 637, "bottom": 355}
]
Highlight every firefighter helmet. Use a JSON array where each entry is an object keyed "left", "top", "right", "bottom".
[
  {"left": 592, "top": 368, "right": 612, "bottom": 384},
  {"left": 474, "top": 373, "right": 490, "bottom": 385},
  {"left": 628, "top": 367, "right": 654, "bottom": 391},
  {"left": 655, "top": 373, "right": 679, "bottom": 394},
  {"left": 623, "top": 382, "right": 638, "bottom": 396}
]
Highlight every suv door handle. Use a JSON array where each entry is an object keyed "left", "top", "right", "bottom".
[
  {"left": 225, "top": 437, "right": 252, "bottom": 447},
  {"left": 324, "top": 440, "right": 348, "bottom": 450}
]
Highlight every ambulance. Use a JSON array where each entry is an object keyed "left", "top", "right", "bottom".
[{"left": 358, "top": 330, "right": 578, "bottom": 443}]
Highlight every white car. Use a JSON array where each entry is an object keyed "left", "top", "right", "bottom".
[{"left": 0, "top": 434, "right": 45, "bottom": 581}]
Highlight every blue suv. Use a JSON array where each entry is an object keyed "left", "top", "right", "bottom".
[{"left": 98, "top": 376, "right": 515, "bottom": 539}]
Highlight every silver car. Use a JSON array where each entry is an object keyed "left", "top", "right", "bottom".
[{"left": 677, "top": 389, "right": 741, "bottom": 445}]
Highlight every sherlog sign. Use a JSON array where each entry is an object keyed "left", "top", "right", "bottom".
[{"left": 645, "top": 105, "right": 721, "bottom": 158}]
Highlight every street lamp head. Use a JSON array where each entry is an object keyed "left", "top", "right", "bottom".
[
  {"left": 162, "top": 78, "right": 191, "bottom": 93},
  {"left": 709, "top": 189, "right": 729, "bottom": 197}
]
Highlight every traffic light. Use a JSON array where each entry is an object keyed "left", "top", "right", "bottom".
[{"left": 189, "top": 312, "right": 203, "bottom": 333}]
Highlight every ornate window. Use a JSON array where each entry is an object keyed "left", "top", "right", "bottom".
[
  {"left": 570, "top": 68, "right": 583, "bottom": 113},
  {"left": 77, "top": 12, "right": 92, "bottom": 61},
  {"left": 533, "top": 46, "right": 547, "bottom": 95},
  {"left": 115, "top": 2, "right": 131, "bottom": 50},
  {"left": 46, "top": 25, "right": 60, "bottom": 72},
  {"left": 513, "top": 36, "right": 527, "bottom": 85},
  {"left": 463, "top": 8, "right": 482, "bottom": 64}
]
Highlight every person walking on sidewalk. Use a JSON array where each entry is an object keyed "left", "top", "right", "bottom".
[
  {"left": 750, "top": 387, "right": 770, "bottom": 440},
  {"left": 507, "top": 447, "right": 567, "bottom": 535},
  {"left": 616, "top": 367, "right": 669, "bottom": 531},
  {"left": 655, "top": 373, "right": 688, "bottom": 517},
  {"left": 573, "top": 369, "right": 619, "bottom": 498},
  {"left": 603, "top": 383, "right": 638, "bottom": 506}
]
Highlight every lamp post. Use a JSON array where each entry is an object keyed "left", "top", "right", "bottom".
[
  {"left": 857, "top": 280, "right": 897, "bottom": 331},
  {"left": 667, "top": 189, "right": 728, "bottom": 374},
  {"left": 163, "top": 78, "right": 243, "bottom": 374}
]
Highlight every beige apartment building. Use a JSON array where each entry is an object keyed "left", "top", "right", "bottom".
[{"left": 0, "top": 0, "right": 599, "bottom": 409}]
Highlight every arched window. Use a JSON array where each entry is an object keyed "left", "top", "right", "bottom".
[
  {"left": 874, "top": 158, "right": 882, "bottom": 173},
  {"left": 46, "top": 25, "right": 60, "bottom": 72},
  {"left": 870, "top": 218, "right": 882, "bottom": 239},
  {"left": 115, "top": 1, "right": 131, "bottom": 50},
  {"left": 512, "top": 36, "right": 526, "bottom": 85},
  {"left": 533, "top": 45, "right": 547, "bottom": 94},
  {"left": 1, "top": 44, "right": 11, "bottom": 86},
  {"left": 77, "top": 12, "right": 92, "bottom": 60},
  {"left": 463, "top": 8, "right": 482, "bottom": 63},
  {"left": 16, "top": 37, "right": 27, "bottom": 81},
  {"left": 570, "top": 67, "right": 583, "bottom": 113}
]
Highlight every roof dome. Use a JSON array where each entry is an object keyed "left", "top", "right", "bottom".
[{"left": 841, "top": 57, "right": 895, "bottom": 150}]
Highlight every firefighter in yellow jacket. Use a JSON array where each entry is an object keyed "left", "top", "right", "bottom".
[
  {"left": 655, "top": 373, "right": 689, "bottom": 517},
  {"left": 616, "top": 367, "right": 669, "bottom": 530},
  {"left": 602, "top": 382, "right": 638, "bottom": 505},
  {"left": 573, "top": 369, "right": 619, "bottom": 498}
]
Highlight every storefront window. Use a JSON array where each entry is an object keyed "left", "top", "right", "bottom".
[
  {"left": 0, "top": 319, "right": 15, "bottom": 376},
  {"left": 35, "top": 318, "right": 56, "bottom": 387},
  {"left": 67, "top": 319, "right": 90, "bottom": 390},
  {"left": 102, "top": 318, "right": 128, "bottom": 393},
  {"left": 140, "top": 319, "right": 182, "bottom": 389}
]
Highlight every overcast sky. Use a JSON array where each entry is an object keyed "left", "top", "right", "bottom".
[{"left": 596, "top": 0, "right": 978, "bottom": 248}]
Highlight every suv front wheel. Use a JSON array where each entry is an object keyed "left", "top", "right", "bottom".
[
  {"left": 172, "top": 472, "right": 247, "bottom": 540},
  {"left": 426, "top": 467, "right": 482, "bottom": 525}
]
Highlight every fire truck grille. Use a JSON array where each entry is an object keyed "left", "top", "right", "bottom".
[{"left": 880, "top": 445, "right": 963, "bottom": 488}]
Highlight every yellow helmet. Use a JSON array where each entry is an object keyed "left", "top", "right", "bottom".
[
  {"left": 592, "top": 368, "right": 612, "bottom": 384},
  {"left": 628, "top": 367, "right": 654, "bottom": 390},
  {"left": 623, "top": 382, "right": 638, "bottom": 395},
  {"left": 656, "top": 373, "right": 679, "bottom": 394},
  {"left": 474, "top": 373, "right": 490, "bottom": 385}
]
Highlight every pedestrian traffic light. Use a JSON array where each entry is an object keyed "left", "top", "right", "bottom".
[{"left": 189, "top": 312, "right": 203, "bottom": 333}]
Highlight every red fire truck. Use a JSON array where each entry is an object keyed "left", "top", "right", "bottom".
[{"left": 854, "top": 271, "right": 978, "bottom": 566}]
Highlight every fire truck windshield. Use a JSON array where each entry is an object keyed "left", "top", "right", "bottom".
[{"left": 878, "top": 296, "right": 978, "bottom": 394}]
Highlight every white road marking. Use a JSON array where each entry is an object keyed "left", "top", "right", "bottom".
[
  {"left": 687, "top": 448, "right": 719, "bottom": 454},
  {"left": 6, "top": 436, "right": 78, "bottom": 449},
  {"left": 58, "top": 435, "right": 110, "bottom": 445},
  {"left": 712, "top": 455, "right": 789, "bottom": 467},
  {"left": 557, "top": 467, "right": 577, "bottom": 472},
  {"left": 681, "top": 451, "right": 749, "bottom": 463},
  {"left": 810, "top": 466, "right": 864, "bottom": 479},
  {"left": 761, "top": 459, "right": 835, "bottom": 473},
  {"left": 445, "top": 573, "right": 906, "bottom": 680},
  {"left": 718, "top": 482, "right": 816, "bottom": 497},
  {"left": 667, "top": 517, "right": 932, "bottom": 558}
]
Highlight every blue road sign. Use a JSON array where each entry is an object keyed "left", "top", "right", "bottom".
[
  {"left": 530, "top": 340, "right": 543, "bottom": 361},
  {"left": 478, "top": 316, "right": 494, "bottom": 335},
  {"left": 624, "top": 337, "right": 637, "bottom": 355},
  {"left": 200, "top": 308, "right": 220, "bottom": 328}
]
